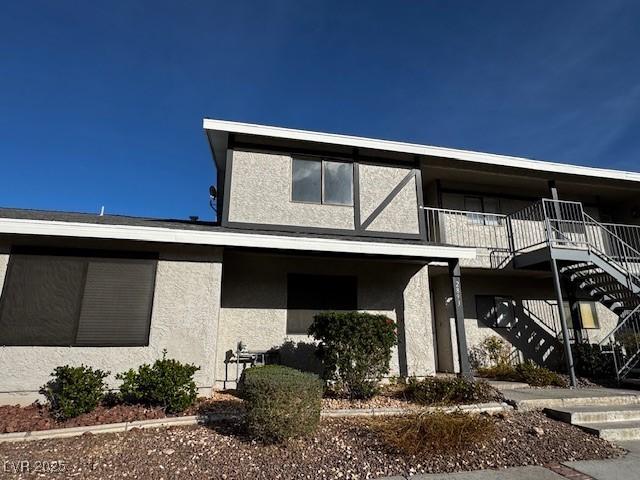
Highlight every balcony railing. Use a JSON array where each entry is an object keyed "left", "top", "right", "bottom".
[
  {"left": 423, "top": 207, "right": 509, "bottom": 251},
  {"left": 424, "top": 201, "right": 640, "bottom": 273}
]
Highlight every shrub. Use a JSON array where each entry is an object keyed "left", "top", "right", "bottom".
[
  {"left": 309, "top": 311, "right": 397, "bottom": 399},
  {"left": 477, "top": 363, "right": 519, "bottom": 382},
  {"left": 40, "top": 365, "right": 109, "bottom": 420},
  {"left": 515, "top": 361, "right": 566, "bottom": 387},
  {"left": 238, "top": 365, "right": 323, "bottom": 443},
  {"left": 572, "top": 343, "right": 615, "bottom": 379},
  {"left": 117, "top": 350, "right": 200, "bottom": 413},
  {"left": 404, "top": 376, "right": 501, "bottom": 405},
  {"left": 478, "top": 360, "right": 566, "bottom": 387},
  {"left": 369, "top": 411, "right": 496, "bottom": 454},
  {"left": 470, "top": 336, "right": 511, "bottom": 369}
]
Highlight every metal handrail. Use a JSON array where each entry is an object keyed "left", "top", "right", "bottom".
[
  {"left": 423, "top": 206, "right": 509, "bottom": 250},
  {"left": 601, "top": 304, "right": 640, "bottom": 345},
  {"left": 582, "top": 212, "right": 640, "bottom": 285}
]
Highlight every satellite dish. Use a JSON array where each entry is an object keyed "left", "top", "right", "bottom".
[{"left": 209, "top": 185, "right": 218, "bottom": 199}]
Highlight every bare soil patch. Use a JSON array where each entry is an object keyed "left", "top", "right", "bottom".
[{"left": 0, "top": 412, "right": 622, "bottom": 479}]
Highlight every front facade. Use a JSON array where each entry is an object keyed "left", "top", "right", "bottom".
[{"left": 2, "top": 119, "right": 640, "bottom": 402}]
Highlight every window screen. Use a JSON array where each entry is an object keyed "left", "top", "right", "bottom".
[
  {"left": 476, "top": 295, "right": 515, "bottom": 328},
  {"left": 578, "top": 302, "right": 599, "bottom": 329},
  {"left": 0, "top": 250, "right": 157, "bottom": 346},
  {"left": 286, "top": 273, "right": 357, "bottom": 334}
]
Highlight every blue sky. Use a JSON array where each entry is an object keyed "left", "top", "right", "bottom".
[{"left": 1, "top": 1, "right": 639, "bottom": 220}]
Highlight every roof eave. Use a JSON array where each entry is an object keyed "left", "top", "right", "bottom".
[{"left": 202, "top": 118, "right": 640, "bottom": 184}]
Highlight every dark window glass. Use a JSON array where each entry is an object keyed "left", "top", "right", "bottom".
[
  {"left": 0, "top": 251, "right": 157, "bottom": 346},
  {"left": 476, "top": 295, "right": 515, "bottom": 328},
  {"left": 286, "top": 273, "right": 357, "bottom": 334},
  {"left": 292, "top": 158, "right": 321, "bottom": 203},
  {"left": 323, "top": 161, "right": 353, "bottom": 205}
]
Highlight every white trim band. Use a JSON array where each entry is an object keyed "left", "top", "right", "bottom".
[
  {"left": 0, "top": 218, "right": 476, "bottom": 259},
  {"left": 203, "top": 118, "right": 640, "bottom": 183}
]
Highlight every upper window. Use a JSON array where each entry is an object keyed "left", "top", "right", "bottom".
[
  {"left": 286, "top": 273, "right": 357, "bottom": 335},
  {"left": 0, "top": 249, "right": 157, "bottom": 347},
  {"left": 292, "top": 158, "right": 353, "bottom": 206},
  {"left": 464, "top": 196, "right": 502, "bottom": 226}
]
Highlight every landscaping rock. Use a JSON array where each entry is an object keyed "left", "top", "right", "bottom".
[{"left": 0, "top": 412, "right": 622, "bottom": 479}]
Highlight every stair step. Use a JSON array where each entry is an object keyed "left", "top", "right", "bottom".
[
  {"left": 545, "top": 404, "right": 640, "bottom": 424},
  {"left": 574, "top": 420, "right": 640, "bottom": 441}
]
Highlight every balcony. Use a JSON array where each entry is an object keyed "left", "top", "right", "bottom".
[{"left": 424, "top": 200, "right": 640, "bottom": 271}]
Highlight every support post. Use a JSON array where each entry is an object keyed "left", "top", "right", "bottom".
[
  {"left": 448, "top": 259, "right": 472, "bottom": 379},
  {"left": 548, "top": 180, "right": 559, "bottom": 201},
  {"left": 551, "top": 258, "right": 577, "bottom": 387}
]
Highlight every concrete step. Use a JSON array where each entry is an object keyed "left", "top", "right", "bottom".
[
  {"left": 545, "top": 404, "right": 640, "bottom": 424},
  {"left": 574, "top": 420, "right": 640, "bottom": 441}
]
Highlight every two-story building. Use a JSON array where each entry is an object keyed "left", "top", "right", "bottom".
[{"left": 2, "top": 119, "right": 640, "bottom": 403}]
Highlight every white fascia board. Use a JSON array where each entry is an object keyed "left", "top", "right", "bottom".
[
  {"left": 0, "top": 218, "right": 476, "bottom": 260},
  {"left": 202, "top": 118, "right": 640, "bottom": 183}
]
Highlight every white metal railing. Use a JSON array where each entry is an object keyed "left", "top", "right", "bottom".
[{"left": 423, "top": 207, "right": 509, "bottom": 250}]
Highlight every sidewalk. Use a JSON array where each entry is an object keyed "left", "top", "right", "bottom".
[{"left": 379, "top": 441, "right": 640, "bottom": 479}]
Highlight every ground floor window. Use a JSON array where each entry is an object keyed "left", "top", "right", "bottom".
[
  {"left": 564, "top": 300, "right": 599, "bottom": 329},
  {"left": 476, "top": 295, "right": 516, "bottom": 328},
  {"left": 0, "top": 248, "right": 157, "bottom": 347},
  {"left": 286, "top": 273, "right": 357, "bottom": 335}
]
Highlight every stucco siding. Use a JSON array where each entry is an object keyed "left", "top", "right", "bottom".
[
  {"left": 0, "top": 244, "right": 8, "bottom": 295},
  {"left": 217, "top": 251, "right": 434, "bottom": 387},
  {"left": 0, "top": 248, "right": 223, "bottom": 405},
  {"left": 228, "top": 150, "right": 355, "bottom": 230},
  {"left": 359, "top": 164, "right": 420, "bottom": 234},
  {"left": 431, "top": 273, "right": 619, "bottom": 373}
]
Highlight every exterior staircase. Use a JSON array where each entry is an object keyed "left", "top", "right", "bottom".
[
  {"left": 545, "top": 403, "right": 640, "bottom": 441},
  {"left": 508, "top": 199, "right": 640, "bottom": 382}
]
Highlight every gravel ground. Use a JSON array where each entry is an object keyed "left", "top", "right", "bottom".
[
  {"left": 0, "top": 412, "right": 622, "bottom": 479},
  {"left": 1, "top": 390, "right": 427, "bottom": 434}
]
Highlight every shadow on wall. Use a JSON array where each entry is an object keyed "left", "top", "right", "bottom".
[
  {"left": 476, "top": 300, "right": 564, "bottom": 370},
  {"left": 220, "top": 252, "right": 423, "bottom": 378},
  {"left": 277, "top": 340, "right": 323, "bottom": 376}
]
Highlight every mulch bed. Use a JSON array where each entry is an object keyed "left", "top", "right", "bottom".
[
  {"left": 0, "top": 391, "right": 245, "bottom": 434},
  {"left": 1, "top": 387, "right": 438, "bottom": 434},
  {"left": 0, "top": 412, "right": 622, "bottom": 479}
]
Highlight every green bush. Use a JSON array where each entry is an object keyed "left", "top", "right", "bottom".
[
  {"left": 470, "top": 336, "right": 511, "bottom": 369},
  {"left": 403, "top": 376, "right": 500, "bottom": 406},
  {"left": 515, "top": 361, "right": 566, "bottom": 387},
  {"left": 476, "top": 363, "right": 519, "bottom": 382},
  {"left": 478, "top": 360, "right": 566, "bottom": 387},
  {"left": 40, "top": 365, "right": 109, "bottom": 420},
  {"left": 572, "top": 343, "right": 615, "bottom": 379},
  {"left": 117, "top": 350, "right": 200, "bottom": 413},
  {"left": 238, "top": 365, "right": 323, "bottom": 443},
  {"left": 309, "top": 311, "right": 397, "bottom": 399}
]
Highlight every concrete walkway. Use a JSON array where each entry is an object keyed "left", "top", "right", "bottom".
[
  {"left": 501, "top": 387, "right": 640, "bottom": 411},
  {"left": 379, "top": 441, "right": 640, "bottom": 479},
  {"left": 562, "top": 440, "right": 640, "bottom": 480}
]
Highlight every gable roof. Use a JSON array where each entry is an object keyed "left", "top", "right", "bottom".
[{"left": 203, "top": 118, "right": 640, "bottom": 184}]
